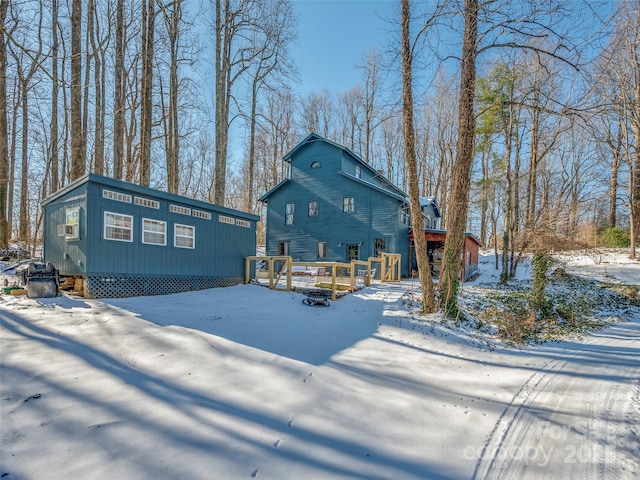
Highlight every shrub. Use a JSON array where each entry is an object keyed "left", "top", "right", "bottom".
[
  {"left": 530, "top": 249, "right": 552, "bottom": 317},
  {"left": 601, "top": 227, "right": 630, "bottom": 248}
]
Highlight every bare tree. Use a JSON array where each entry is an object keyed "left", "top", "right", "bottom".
[
  {"left": 401, "top": 0, "right": 436, "bottom": 313},
  {"left": 139, "top": 0, "right": 155, "bottom": 186},
  {"left": 439, "top": 0, "right": 478, "bottom": 317},
  {"left": 70, "top": 0, "right": 84, "bottom": 180},
  {"left": 113, "top": 0, "right": 125, "bottom": 179},
  {"left": 0, "top": 0, "right": 9, "bottom": 248},
  {"left": 298, "top": 89, "right": 334, "bottom": 138},
  {"left": 50, "top": 0, "right": 60, "bottom": 191},
  {"left": 211, "top": 0, "right": 262, "bottom": 205},
  {"left": 243, "top": 0, "right": 295, "bottom": 212}
]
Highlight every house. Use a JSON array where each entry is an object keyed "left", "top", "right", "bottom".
[
  {"left": 259, "top": 133, "right": 412, "bottom": 276},
  {"left": 259, "top": 133, "right": 481, "bottom": 281},
  {"left": 41, "top": 173, "right": 259, "bottom": 298}
]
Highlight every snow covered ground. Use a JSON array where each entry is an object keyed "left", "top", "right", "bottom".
[{"left": 1, "top": 251, "right": 638, "bottom": 479}]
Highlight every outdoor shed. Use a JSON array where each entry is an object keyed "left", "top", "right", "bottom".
[
  {"left": 409, "top": 229, "right": 481, "bottom": 281},
  {"left": 41, "top": 173, "right": 259, "bottom": 298}
]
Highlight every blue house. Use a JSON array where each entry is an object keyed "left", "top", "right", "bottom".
[
  {"left": 259, "top": 133, "right": 412, "bottom": 275},
  {"left": 41, "top": 173, "right": 259, "bottom": 298}
]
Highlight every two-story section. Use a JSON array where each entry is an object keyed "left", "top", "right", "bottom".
[{"left": 259, "top": 133, "right": 412, "bottom": 276}]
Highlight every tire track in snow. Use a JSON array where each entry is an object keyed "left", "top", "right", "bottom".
[{"left": 474, "top": 324, "right": 640, "bottom": 480}]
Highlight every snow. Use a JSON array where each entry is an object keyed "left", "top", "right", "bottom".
[{"left": 1, "top": 250, "right": 639, "bottom": 479}]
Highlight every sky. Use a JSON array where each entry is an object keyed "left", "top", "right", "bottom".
[{"left": 290, "top": 0, "right": 398, "bottom": 96}]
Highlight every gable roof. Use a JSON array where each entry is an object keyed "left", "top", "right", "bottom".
[{"left": 260, "top": 133, "right": 408, "bottom": 203}]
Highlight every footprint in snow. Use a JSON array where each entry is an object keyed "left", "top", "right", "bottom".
[
  {"left": 273, "top": 439, "right": 281, "bottom": 448},
  {"left": 250, "top": 468, "right": 259, "bottom": 477},
  {"left": 303, "top": 372, "right": 312, "bottom": 383}
]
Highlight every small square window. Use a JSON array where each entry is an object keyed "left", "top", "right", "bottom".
[
  {"left": 343, "top": 197, "right": 355, "bottom": 213},
  {"left": 104, "top": 211, "right": 133, "bottom": 242},
  {"left": 308, "top": 201, "right": 318, "bottom": 217},
  {"left": 355, "top": 165, "right": 361, "bottom": 179},
  {"left": 279, "top": 241, "right": 289, "bottom": 256},
  {"left": 174, "top": 224, "right": 195, "bottom": 249},
  {"left": 142, "top": 218, "right": 167, "bottom": 246}
]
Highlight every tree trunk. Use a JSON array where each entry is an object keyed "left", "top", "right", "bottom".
[
  {"left": 113, "top": 0, "right": 125, "bottom": 179},
  {"left": 70, "top": 0, "right": 84, "bottom": 180},
  {"left": 50, "top": 0, "right": 59, "bottom": 192},
  {"left": 401, "top": 0, "right": 435, "bottom": 313},
  {"left": 0, "top": 0, "right": 9, "bottom": 248},
  {"left": 439, "top": 0, "right": 478, "bottom": 318},
  {"left": 139, "top": 0, "right": 154, "bottom": 187},
  {"left": 19, "top": 77, "right": 28, "bottom": 242},
  {"left": 166, "top": 0, "right": 181, "bottom": 194}
]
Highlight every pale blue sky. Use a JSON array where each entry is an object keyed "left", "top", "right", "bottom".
[{"left": 291, "top": 0, "right": 398, "bottom": 96}]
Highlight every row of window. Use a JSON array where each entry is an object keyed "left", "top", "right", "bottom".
[
  {"left": 102, "top": 188, "right": 250, "bottom": 227},
  {"left": 103, "top": 212, "right": 196, "bottom": 248},
  {"left": 285, "top": 198, "right": 354, "bottom": 225}
]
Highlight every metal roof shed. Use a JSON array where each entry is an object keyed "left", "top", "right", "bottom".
[{"left": 41, "top": 174, "right": 259, "bottom": 298}]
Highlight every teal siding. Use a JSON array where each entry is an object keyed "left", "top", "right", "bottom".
[
  {"left": 42, "top": 174, "right": 258, "bottom": 281},
  {"left": 264, "top": 135, "right": 411, "bottom": 275}
]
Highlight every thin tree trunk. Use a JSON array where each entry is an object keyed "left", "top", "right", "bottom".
[
  {"left": 401, "top": 0, "right": 435, "bottom": 313},
  {"left": 0, "top": 0, "right": 9, "bottom": 248},
  {"left": 139, "top": 0, "right": 154, "bottom": 186},
  {"left": 439, "top": 0, "right": 478, "bottom": 318},
  {"left": 113, "top": 0, "right": 125, "bottom": 179},
  {"left": 70, "top": 0, "right": 84, "bottom": 180},
  {"left": 50, "top": 0, "right": 59, "bottom": 191}
]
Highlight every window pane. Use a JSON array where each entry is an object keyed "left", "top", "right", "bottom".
[
  {"left": 309, "top": 201, "right": 318, "bottom": 217},
  {"left": 343, "top": 197, "right": 355, "bottom": 213},
  {"left": 143, "top": 219, "right": 166, "bottom": 245},
  {"left": 285, "top": 203, "right": 294, "bottom": 225},
  {"left": 174, "top": 224, "right": 195, "bottom": 249},
  {"left": 104, "top": 212, "right": 133, "bottom": 242}
]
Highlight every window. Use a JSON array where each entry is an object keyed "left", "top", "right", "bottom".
[
  {"left": 347, "top": 244, "right": 360, "bottom": 262},
  {"left": 102, "top": 189, "right": 132, "bottom": 203},
  {"left": 134, "top": 196, "right": 160, "bottom": 209},
  {"left": 317, "top": 242, "right": 327, "bottom": 258},
  {"left": 65, "top": 207, "right": 80, "bottom": 240},
  {"left": 308, "top": 200, "right": 318, "bottom": 217},
  {"left": 170, "top": 204, "right": 191, "bottom": 216},
  {"left": 355, "top": 165, "right": 361, "bottom": 179},
  {"left": 174, "top": 224, "right": 195, "bottom": 249},
  {"left": 279, "top": 241, "right": 289, "bottom": 256},
  {"left": 104, "top": 212, "right": 133, "bottom": 242},
  {"left": 142, "top": 218, "right": 166, "bottom": 246},
  {"left": 343, "top": 197, "right": 355, "bottom": 213},
  {"left": 235, "top": 219, "right": 250, "bottom": 228},
  {"left": 193, "top": 209, "right": 211, "bottom": 220},
  {"left": 310, "top": 161, "right": 321, "bottom": 169},
  {"left": 375, "top": 237, "right": 386, "bottom": 256},
  {"left": 400, "top": 207, "right": 410, "bottom": 225},
  {"left": 219, "top": 215, "right": 235, "bottom": 225},
  {"left": 285, "top": 203, "right": 294, "bottom": 225}
]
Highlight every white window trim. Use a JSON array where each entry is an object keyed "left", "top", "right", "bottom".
[
  {"left": 142, "top": 218, "right": 167, "bottom": 246},
  {"left": 104, "top": 211, "right": 133, "bottom": 242},
  {"left": 174, "top": 223, "right": 195, "bottom": 249},
  {"left": 102, "top": 189, "right": 132, "bottom": 203},
  {"left": 65, "top": 207, "right": 80, "bottom": 241}
]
